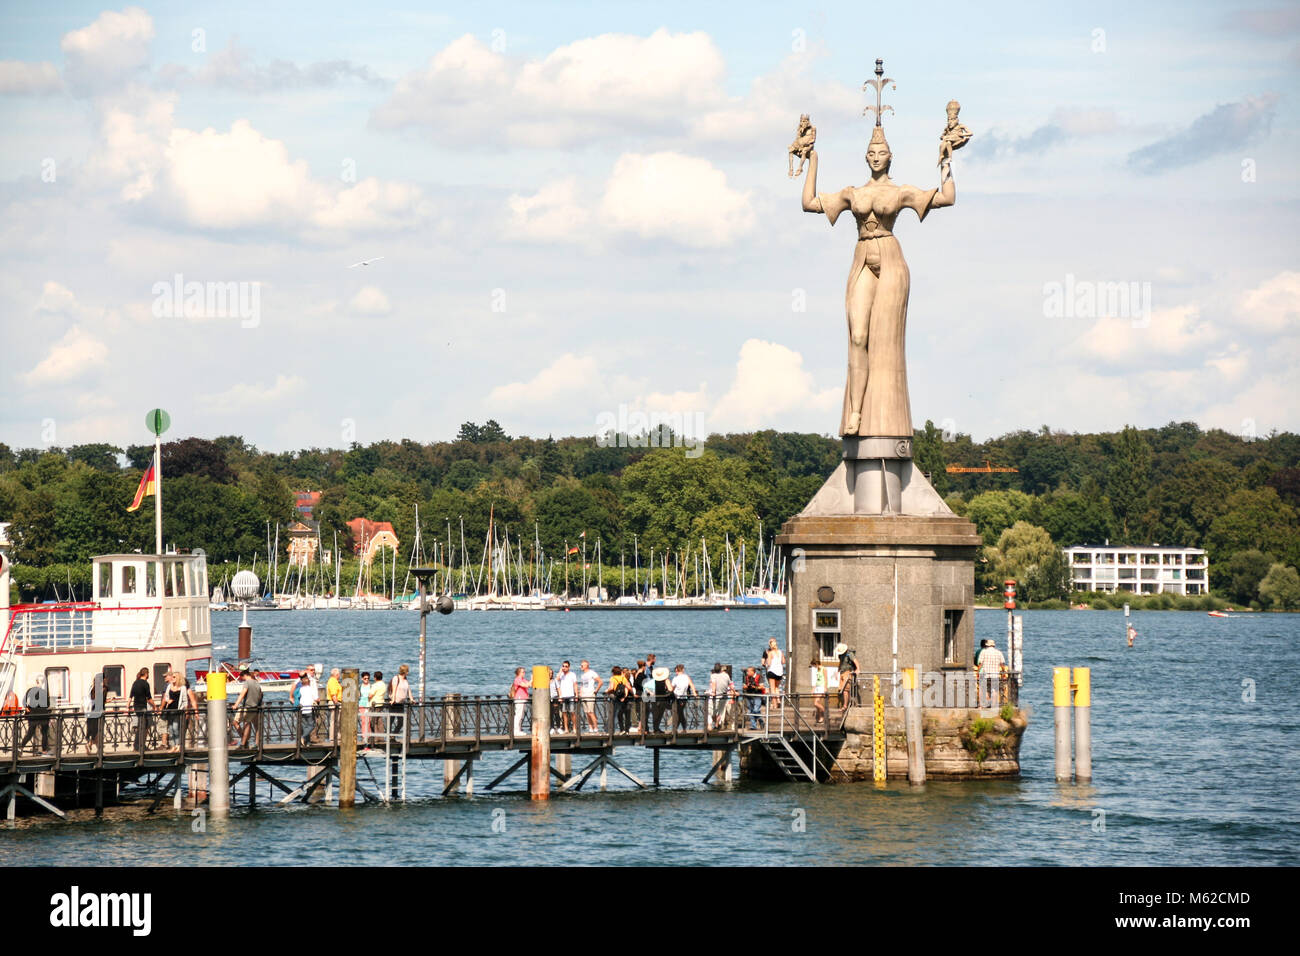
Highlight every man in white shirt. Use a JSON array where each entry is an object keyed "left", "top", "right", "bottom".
[
  {"left": 670, "top": 665, "right": 696, "bottom": 732},
  {"left": 978, "top": 640, "right": 1007, "bottom": 708},
  {"left": 578, "top": 660, "right": 604, "bottom": 732},
  {"left": 555, "top": 661, "right": 578, "bottom": 733},
  {"left": 298, "top": 673, "right": 320, "bottom": 743}
]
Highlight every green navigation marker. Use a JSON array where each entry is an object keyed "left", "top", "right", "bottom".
[{"left": 145, "top": 407, "right": 171, "bottom": 437}]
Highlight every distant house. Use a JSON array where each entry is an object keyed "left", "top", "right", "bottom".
[
  {"left": 293, "top": 490, "right": 321, "bottom": 520},
  {"left": 1064, "top": 545, "right": 1208, "bottom": 596},
  {"left": 346, "top": 518, "right": 399, "bottom": 566},
  {"left": 286, "top": 521, "right": 321, "bottom": 568}
]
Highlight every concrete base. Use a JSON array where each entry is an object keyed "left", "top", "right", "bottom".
[
  {"left": 777, "top": 513, "right": 982, "bottom": 690},
  {"left": 837, "top": 706, "right": 1027, "bottom": 779}
]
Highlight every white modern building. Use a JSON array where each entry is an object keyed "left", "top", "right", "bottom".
[{"left": 1064, "top": 545, "right": 1208, "bottom": 595}]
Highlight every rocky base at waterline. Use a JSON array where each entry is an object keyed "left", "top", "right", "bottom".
[{"left": 836, "top": 706, "right": 1029, "bottom": 780}]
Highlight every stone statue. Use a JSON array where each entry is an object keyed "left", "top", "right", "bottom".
[
  {"left": 788, "top": 114, "right": 817, "bottom": 178},
  {"left": 938, "top": 100, "right": 972, "bottom": 165},
  {"left": 794, "top": 60, "right": 967, "bottom": 514}
]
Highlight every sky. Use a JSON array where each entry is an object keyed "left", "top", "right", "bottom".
[{"left": 1, "top": 0, "right": 1297, "bottom": 453}]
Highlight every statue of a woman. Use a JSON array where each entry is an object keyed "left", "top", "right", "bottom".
[{"left": 800, "top": 123, "right": 956, "bottom": 441}]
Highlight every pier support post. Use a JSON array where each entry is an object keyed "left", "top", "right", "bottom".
[
  {"left": 205, "top": 673, "right": 230, "bottom": 817},
  {"left": 1073, "top": 667, "right": 1091, "bottom": 783},
  {"left": 339, "top": 667, "right": 358, "bottom": 807},
  {"left": 443, "top": 757, "right": 462, "bottom": 794},
  {"left": 529, "top": 665, "right": 551, "bottom": 800},
  {"left": 653, "top": 747, "right": 660, "bottom": 786},
  {"left": 1054, "top": 667, "right": 1073, "bottom": 782},
  {"left": 903, "top": 667, "right": 925, "bottom": 786},
  {"left": 711, "top": 749, "right": 733, "bottom": 782}
]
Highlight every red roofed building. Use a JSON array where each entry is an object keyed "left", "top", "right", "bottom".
[
  {"left": 346, "top": 518, "right": 399, "bottom": 565},
  {"left": 293, "top": 490, "right": 322, "bottom": 519}
]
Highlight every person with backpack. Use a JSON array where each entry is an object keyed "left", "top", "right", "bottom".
[
  {"left": 20, "top": 675, "right": 52, "bottom": 755},
  {"left": 742, "top": 667, "right": 766, "bottom": 730},
  {"left": 606, "top": 665, "right": 631, "bottom": 733},
  {"left": 835, "top": 643, "right": 860, "bottom": 708}
]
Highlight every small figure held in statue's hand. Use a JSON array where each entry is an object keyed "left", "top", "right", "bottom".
[
  {"left": 789, "top": 114, "right": 817, "bottom": 177},
  {"left": 938, "top": 99, "right": 972, "bottom": 165}
]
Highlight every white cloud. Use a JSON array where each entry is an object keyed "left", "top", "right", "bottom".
[
  {"left": 510, "top": 152, "right": 753, "bottom": 247},
  {"left": 22, "top": 326, "right": 109, "bottom": 386},
  {"left": 202, "top": 374, "right": 305, "bottom": 411},
  {"left": 375, "top": 30, "right": 737, "bottom": 147},
  {"left": 348, "top": 285, "right": 392, "bottom": 316},
  {"left": 1238, "top": 270, "right": 1300, "bottom": 333},
  {"left": 89, "top": 103, "right": 428, "bottom": 236},
  {"left": 61, "top": 6, "right": 154, "bottom": 94},
  {"left": 488, "top": 353, "right": 602, "bottom": 408},
  {"left": 35, "top": 281, "right": 80, "bottom": 316},
  {"left": 0, "top": 60, "right": 62, "bottom": 94},
  {"left": 600, "top": 152, "right": 753, "bottom": 247},
  {"left": 1077, "top": 304, "right": 1219, "bottom": 363},
  {"left": 710, "top": 339, "right": 838, "bottom": 431},
  {"left": 508, "top": 179, "right": 590, "bottom": 242}
]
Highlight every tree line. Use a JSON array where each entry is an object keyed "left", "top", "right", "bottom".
[{"left": 1, "top": 420, "right": 1297, "bottom": 608}]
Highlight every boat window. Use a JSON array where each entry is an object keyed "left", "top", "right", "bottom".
[
  {"left": 121, "top": 564, "right": 137, "bottom": 595},
  {"left": 163, "top": 562, "right": 175, "bottom": 597},
  {"left": 144, "top": 561, "right": 158, "bottom": 598},
  {"left": 44, "top": 667, "right": 70, "bottom": 704},
  {"left": 97, "top": 562, "right": 112, "bottom": 599},
  {"left": 153, "top": 663, "right": 171, "bottom": 692},
  {"left": 102, "top": 665, "right": 124, "bottom": 698},
  {"left": 175, "top": 562, "right": 188, "bottom": 597}
]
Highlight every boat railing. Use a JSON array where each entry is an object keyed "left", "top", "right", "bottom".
[{"left": 1, "top": 602, "right": 163, "bottom": 654}]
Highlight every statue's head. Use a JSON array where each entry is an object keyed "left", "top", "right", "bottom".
[
  {"left": 865, "top": 125, "right": 892, "bottom": 173},
  {"left": 946, "top": 100, "right": 961, "bottom": 119}
]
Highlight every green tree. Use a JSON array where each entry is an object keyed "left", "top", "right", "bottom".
[
  {"left": 986, "top": 521, "right": 1064, "bottom": 601},
  {"left": 1205, "top": 488, "right": 1300, "bottom": 589},
  {"left": 1258, "top": 563, "right": 1300, "bottom": 610},
  {"left": 1223, "top": 549, "right": 1274, "bottom": 606},
  {"left": 966, "top": 490, "right": 1033, "bottom": 546},
  {"left": 913, "top": 420, "right": 949, "bottom": 495},
  {"left": 1106, "top": 425, "right": 1152, "bottom": 541}
]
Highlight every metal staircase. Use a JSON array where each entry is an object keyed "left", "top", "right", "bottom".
[{"left": 756, "top": 736, "right": 818, "bottom": 781}]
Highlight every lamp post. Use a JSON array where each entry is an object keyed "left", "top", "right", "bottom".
[{"left": 410, "top": 567, "right": 453, "bottom": 703}]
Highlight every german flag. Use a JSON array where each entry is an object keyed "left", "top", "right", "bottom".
[
  {"left": 127, "top": 461, "right": 156, "bottom": 512},
  {"left": 567, "top": 546, "right": 579, "bottom": 555}
]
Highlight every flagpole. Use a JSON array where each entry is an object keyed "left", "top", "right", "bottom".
[{"left": 154, "top": 432, "right": 162, "bottom": 556}]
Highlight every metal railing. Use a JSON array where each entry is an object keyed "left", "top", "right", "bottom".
[
  {"left": 853, "top": 671, "right": 1020, "bottom": 709},
  {"left": 1, "top": 602, "right": 163, "bottom": 654}
]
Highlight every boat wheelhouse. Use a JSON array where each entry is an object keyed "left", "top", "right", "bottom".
[{"left": 1, "top": 552, "right": 213, "bottom": 710}]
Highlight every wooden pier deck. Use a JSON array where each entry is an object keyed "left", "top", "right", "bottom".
[{"left": 1, "top": 693, "right": 849, "bottom": 814}]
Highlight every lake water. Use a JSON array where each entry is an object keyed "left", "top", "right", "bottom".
[{"left": 3, "top": 607, "right": 1297, "bottom": 866}]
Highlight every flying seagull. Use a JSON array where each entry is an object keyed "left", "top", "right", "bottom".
[{"left": 348, "top": 256, "right": 384, "bottom": 268}]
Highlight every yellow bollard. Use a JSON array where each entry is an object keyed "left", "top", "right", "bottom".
[
  {"left": 529, "top": 665, "right": 551, "bottom": 800},
  {"left": 1073, "top": 667, "right": 1092, "bottom": 783},
  {"left": 1053, "top": 667, "right": 1072, "bottom": 782},
  {"left": 205, "top": 672, "right": 229, "bottom": 815},
  {"left": 902, "top": 667, "right": 924, "bottom": 785}
]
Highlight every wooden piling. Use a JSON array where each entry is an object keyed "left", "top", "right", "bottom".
[
  {"left": 903, "top": 667, "right": 925, "bottom": 786},
  {"left": 1073, "top": 667, "right": 1091, "bottom": 783},
  {"left": 529, "top": 665, "right": 551, "bottom": 800},
  {"left": 1053, "top": 667, "right": 1073, "bottom": 782},
  {"left": 205, "top": 672, "right": 230, "bottom": 817},
  {"left": 339, "top": 667, "right": 358, "bottom": 807}
]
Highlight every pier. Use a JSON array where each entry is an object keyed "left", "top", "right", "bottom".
[{"left": 0, "top": 690, "right": 849, "bottom": 818}]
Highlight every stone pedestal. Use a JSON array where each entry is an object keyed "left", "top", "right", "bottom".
[{"left": 777, "top": 512, "right": 981, "bottom": 692}]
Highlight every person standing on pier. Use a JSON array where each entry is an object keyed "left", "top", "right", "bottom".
[
  {"left": 20, "top": 675, "right": 52, "bottom": 755},
  {"left": 650, "top": 667, "right": 671, "bottom": 732},
  {"left": 233, "top": 664, "right": 264, "bottom": 748},
  {"left": 607, "top": 666, "right": 631, "bottom": 733},
  {"left": 742, "top": 667, "right": 766, "bottom": 730},
  {"left": 671, "top": 665, "right": 697, "bottom": 731},
  {"left": 977, "top": 640, "right": 1006, "bottom": 709},
  {"left": 835, "top": 643, "right": 860, "bottom": 708},
  {"left": 357, "top": 672, "right": 373, "bottom": 744},
  {"left": 370, "top": 671, "right": 386, "bottom": 740},
  {"left": 556, "top": 661, "right": 578, "bottom": 733},
  {"left": 327, "top": 668, "right": 343, "bottom": 741},
  {"left": 298, "top": 672, "right": 320, "bottom": 743},
  {"left": 578, "top": 660, "right": 603, "bottom": 732},
  {"left": 762, "top": 638, "right": 785, "bottom": 699},
  {"left": 630, "top": 660, "right": 648, "bottom": 732},
  {"left": 389, "top": 665, "right": 411, "bottom": 735},
  {"left": 129, "top": 668, "right": 155, "bottom": 752},
  {"left": 510, "top": 667, "right": 530, "bottom": 735}
]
